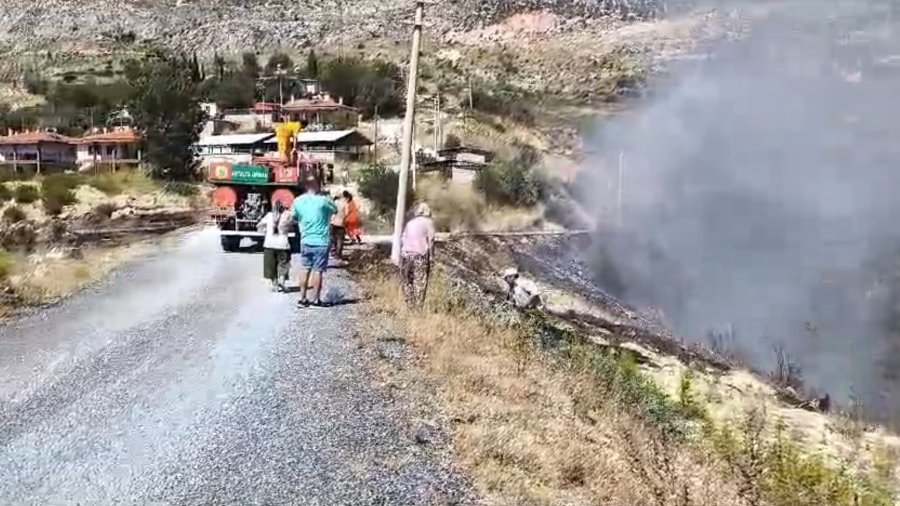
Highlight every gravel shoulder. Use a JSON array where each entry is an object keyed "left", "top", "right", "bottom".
[{"left": 0, "top": 228, "right": 475, "bottom": 506}]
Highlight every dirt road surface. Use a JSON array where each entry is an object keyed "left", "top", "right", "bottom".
[{"left": 0, "top": 228, "right": 472, "bottom": 505}]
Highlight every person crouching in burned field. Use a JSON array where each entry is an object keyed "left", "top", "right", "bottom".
[{"left": 500, "top": 268, "right": 543, "bottom": 309}]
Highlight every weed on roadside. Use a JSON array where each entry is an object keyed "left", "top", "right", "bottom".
[
  {"left": 0, "top": 249, "right": 14, "bottom": 280},
  {"left": 2, "top": 206, "right": 26, "bottom": 224},
  {"left": 162, "top": 181, "right": 199, "bottom": 197},
  {"left": 14, "top": 184, "right": 39, "bottom": 204},
  {"left": 87, "top": 174, "right": 123, "bottom": 195}
]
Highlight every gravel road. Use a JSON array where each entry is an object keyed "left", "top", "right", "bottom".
[{"left": 0, "top": 228, "right": 473, "bottom": 506}]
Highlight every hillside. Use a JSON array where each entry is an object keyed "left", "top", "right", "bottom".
[
  {"left": 0, "top": 0, "right": 721, "bottom": 109},
  {"left": 0, "top": 0, "right": 662, "bottom": 54}
]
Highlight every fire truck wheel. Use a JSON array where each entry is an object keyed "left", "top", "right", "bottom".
[{"left": 220, "top": 235, "right": 240, "bottom": 252}]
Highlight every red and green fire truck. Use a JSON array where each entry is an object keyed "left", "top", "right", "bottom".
[{"left": 206, "top": 153, "right": 325, "bottom": 252}]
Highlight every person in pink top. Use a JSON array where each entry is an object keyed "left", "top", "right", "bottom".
[{"left": 400, "top": 202, "right": 436, "bottom": 309}]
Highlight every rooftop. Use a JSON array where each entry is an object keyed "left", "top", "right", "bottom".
[
  {"left": 262, "top": 130, "right": 372, "bottom": 145},
  {"left": 281, "top": 97, "right": 357, "bottom": 113},
  {"left": 196, "top": 133, "right": 275, "bottom": 147},
  {"left": 0, "top": 131, "right": 74, "bottom": 145},
  {"left": 77, "top": 128, "right": 140, "bottom": 144}
]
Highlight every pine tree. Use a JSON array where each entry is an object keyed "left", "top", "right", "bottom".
[{"left": 306, "top": 49, "right": 319, "bottom": 78}]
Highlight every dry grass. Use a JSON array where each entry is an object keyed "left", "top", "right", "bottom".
[
  {"left": 6, "top": 235, "right": 165, "bottom": 307},
  {"left": 359, "top": 264, "right": 748, "bottom": 505},
  {"left": 357, "top": 254, "right": 897, "bottom": 506}
]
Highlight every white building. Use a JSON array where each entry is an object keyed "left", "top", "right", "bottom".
[
  {"left": 75, "top": 127, "right": 142, "bottom": 171},
  {"left": 194, "top": 133, "right": 275, "bottom": 166},
  {"left": 262, "top": 130, "right": 372, "bottom": 163},
  {"left": 0, "top": 131, "right": 76, "bottom": 174}
]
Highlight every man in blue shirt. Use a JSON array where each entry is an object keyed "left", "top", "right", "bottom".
[{"left": 292, "top": 185, "right": 337, "bottom": 307}]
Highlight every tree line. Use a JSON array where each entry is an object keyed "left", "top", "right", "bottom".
[{"left": 203, "top": 49, "right": 404, "bottom": 118}]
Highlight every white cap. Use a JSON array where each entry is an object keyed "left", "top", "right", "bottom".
[
  {"left": 502, "top": 267, "right": 519, "bottom": 278},
  {"left": 415, "top": 202, "right": 432, "bottom": 217}
]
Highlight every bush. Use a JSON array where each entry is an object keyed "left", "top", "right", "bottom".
[
  {"left": 162, "top": 181, "right": 199, "bottom": 197},
  {"left": 0, "top": 224, "right": 36, "bottom": 252},
  {"left": 87, "top": 175, "right": 123, "bottom": 195},
  {"left": 14, "top": 185, "right": 39, "bottom": 204},
  {"left": 0, "top": 249, "right": 13, "bottom": 280},
  {"left": 41, "top": 173, "right": 82, "bottom": 191},
  {"left": 0, "top": 184, "right": 10, "bottom": 202},
  {"left": 475, "top": 146, "right": 546, "bottom": 207},
  {"left": 2, "top": 206, "right": 26, "bottom": 224},
  {"left": 357, "top": 164, "right": 413, "bottom": 217},
  {"left": 443, "top": 133, "right": 462, "bottom": 149},
  {"left": 471, "top": 87, "right": 536, "bottom": 125},
  {"left": 41, "top": 183, "right": 77, "bottom": 216}
]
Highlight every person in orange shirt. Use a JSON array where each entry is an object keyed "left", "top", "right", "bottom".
[{"left": 343, "top": 190, "right": 363, "bottom": 244}]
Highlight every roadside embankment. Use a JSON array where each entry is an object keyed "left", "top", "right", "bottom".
[
  {"left": 353, "top": 235, "right": 899, "bottom": 506},
  {"left": 0, "top": 172, "right": 204, "bottom": 316}
]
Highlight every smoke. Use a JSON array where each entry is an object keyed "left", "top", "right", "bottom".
[{"left": 579, "top": 0, "right": 900, "bottom": 419}]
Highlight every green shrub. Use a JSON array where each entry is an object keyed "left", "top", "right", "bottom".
[
  {"left": 443, "top": 133, "right": 462, "bottom": 149},
  {"left": 14, "top": 185, "right": 39, "bottom": 204},
  {"left": 2, "top": 206, "right": 26, "bottom": 224},
  {"left": 475, "top": 146, "right": 546, "bottom": 207},
  {"left": 0, "top": 224, "right": 36, "bottom": 252},
  {"left": 87, "top": 175, "right": 123, "bottom": 195},
  {"left": 707, "top": 416, "right": 895, "bottom": 506},
  {"left": 41, "top": 184, "right": 77, "bottom": 216},
  {"left": 93, "top": 202, "right": 118, "bottom": 218},
  {"left": 162, "top": 181, "right": 199, "bottom": 197},
  {"left": 357, "top": 163, "right": 414, "bottom": 217},
  {"left": 471, "top": 86, "right": 536, "bottom": 125},
  {"left": 0, "top": 184, "right": 11, "bottom": 202},
  {"left": 41, "top": 173, "right": 82, "bottom": 191},
  {"left": 0, "top": 249, "right": 13, "bottom": 280}
]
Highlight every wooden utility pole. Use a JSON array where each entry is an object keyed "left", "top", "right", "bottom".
[
  {"left": 432, "top": 95, "right": 438, "bottom": 151},
  {"left": 373, "top": 104, "right": 379, "bottom": 162},
  {"left": 436, "top": 91, "right": 442, "bottom": 148},
  {"left": 617, "top": 150, "right": 625, "bottom": 228},
  {"left": 412, "top": 128, "right": 417, "bottom": 191},
  {"left": 390, "top": 0, "right": 425, "bottom": 265}
]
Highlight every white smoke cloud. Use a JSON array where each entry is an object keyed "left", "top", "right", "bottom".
[{"left": 578, "top": 0, "right": 900, "bottom": 418}]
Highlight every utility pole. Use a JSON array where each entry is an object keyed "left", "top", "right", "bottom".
[
  {"left": 373, "top": 104, "right": 379, "bottom": 163},
  {"left": 390, "top": 0, "right": 425, "bottom": 265},
  {"left": 432, "top": 95, "right": 438, "bottom": 151},
  {"left": 617, "top": 150, "right": 625, "bottom": 228},
  {"left": 339, "top": 0, "right": 345, "bottom": 59},
  {"left": 276, "top": 63, "right": 285, "bottom": 107},
  {"left": 412, "top": 128, "right": 418, "bottom": 191}
]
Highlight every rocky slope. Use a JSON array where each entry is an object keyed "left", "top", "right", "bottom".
[{"left": 0, "top": 0, "right": 663, "bottom": 55}]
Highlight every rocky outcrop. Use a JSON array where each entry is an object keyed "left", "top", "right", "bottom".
[{"left": 0, "top": 0, "right": 661, "bottom": 54}]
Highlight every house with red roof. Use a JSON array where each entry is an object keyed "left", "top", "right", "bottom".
[
  {"left": 0, "top": 127, "right": 143, "bottom": 174},
  {"left": 0, "top": 130, "right": 77, "bottom": 173},
  {"left": 75, "top": 127, "right": 142, "bottom": 171},
  {"left": 281, "top": 94, "right": 359, "bottom": 131}
]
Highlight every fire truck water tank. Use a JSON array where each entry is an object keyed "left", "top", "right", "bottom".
[
  {"left": 271, "top": 188, "right": 296, "bottom": 208},
  {"left": 212, "top": 186, "right": 238, "bottom": 208}
]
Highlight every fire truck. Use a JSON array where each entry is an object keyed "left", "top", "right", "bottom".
[{"left": 206, "top": 123, "right": 325, "bottom": 252}]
